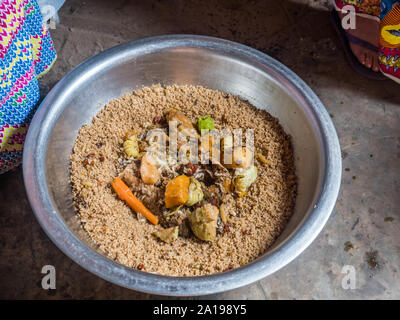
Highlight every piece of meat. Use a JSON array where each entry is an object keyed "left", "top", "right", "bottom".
[
  {"left": 165, "top": 109, "right": 195, "bottom": 131},
  {"left": 120, "top": 163, "right": 140, "bottom": 188},
  {"left": 121, "top": 169, "right": 140, "bottom": 188}
]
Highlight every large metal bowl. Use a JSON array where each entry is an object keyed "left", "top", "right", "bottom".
[{"left": 23, "top": 35, "right": 341, "bottom": 296}]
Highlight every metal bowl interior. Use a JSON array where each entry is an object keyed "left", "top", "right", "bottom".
[{"left": 23, "top": 35, "right": 341, "bottom": 296}]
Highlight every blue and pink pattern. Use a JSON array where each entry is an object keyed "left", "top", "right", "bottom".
[{"left": 0, "top": 0, "right": 56, "bottom": 174}]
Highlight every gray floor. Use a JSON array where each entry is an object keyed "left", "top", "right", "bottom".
[{"left": 0, "top": 0, "right": 399, "bottom": 299}]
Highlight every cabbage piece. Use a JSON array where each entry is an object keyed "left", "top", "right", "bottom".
[
  {"left": 188, "top": 203, "right": 219, "bottom": 241},
  {"left": 185, "top": 178, "right": 204, "bottom": 206},
  {"left": 233, "top": 165, "right": 258, "bottom": 194}
]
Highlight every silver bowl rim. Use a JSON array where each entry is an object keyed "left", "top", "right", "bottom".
[{"left": 23, "top": 34, "right": 341, "bottom": 296}]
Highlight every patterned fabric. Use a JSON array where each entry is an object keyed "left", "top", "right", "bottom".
[
  {"left": 380, "top": 0, "right": 400, "bottom": 18},
  {"left": 379, "top": 3, "right": 400, "bottom": 79},
  {"left": 334, "top": 0, "right": 400, "bottom": 82},
  {"left": 335, "top": 0, "right": 381, "bottom": 17},
  {"left": 0, "top": 0, "right": 56, "bottom": 174}
]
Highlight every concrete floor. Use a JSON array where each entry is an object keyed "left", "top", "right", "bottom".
[{"left": 0, "top": 0, "right": 399, "bottom": 299}]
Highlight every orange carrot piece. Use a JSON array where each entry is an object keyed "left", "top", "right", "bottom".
[{"left": 111, "top": 177, "right": 159, "bottom": 225}]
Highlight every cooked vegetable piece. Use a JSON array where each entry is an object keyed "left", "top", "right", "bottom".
[
  {"left": 219, "top": 203, "right": 228, "bottom": 224},
  {"left": 188, "top": 203, "right": 219, "bottom": 241},
  {"left": 164, "top": 175, "right": 190, "bottom": 208},
  {"left": 185, "top": 178, "right": 204, "bottom": 206},
  {"left": 197, "top": 116, "right": 214, "bottom": 134},
  {"left": 140, "top": 153, "right": 159, "bottom": 185},
  {"left": 153, "top": 226, "right": 179, "bottom": 243},
  {"left": 232, "top": 165, "right": 258, "bottom": 194},
  {"left": 123, "top": 132, "right": 139, "bottom": 158},
  {"left": 223, "top": 146, "right": 253, "bottom": 169},
  {"left": 111, "top": 177, "right": 159, "bottom": 225}
]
